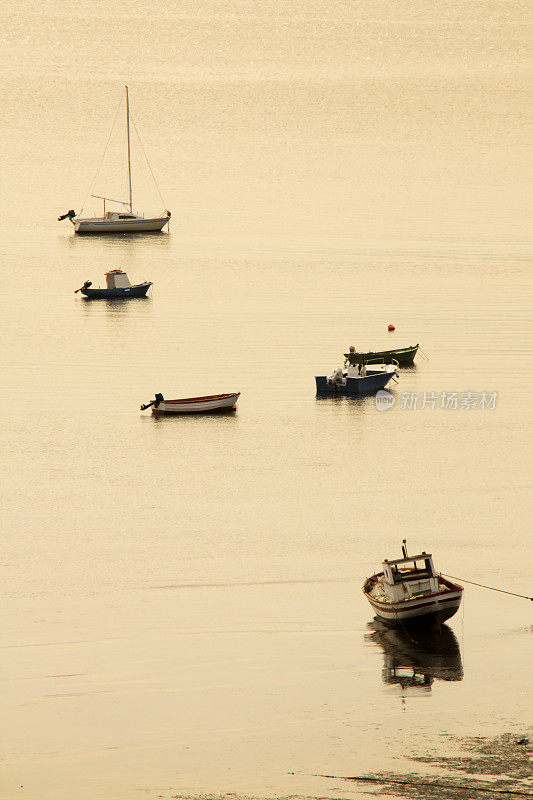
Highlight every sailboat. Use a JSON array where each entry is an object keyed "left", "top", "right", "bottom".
[{"left": 59, "top": 86, "right": 171, "bottom": 234}]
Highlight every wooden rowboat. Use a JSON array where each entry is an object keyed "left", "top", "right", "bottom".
[
  {"left": 141, "top": 392, "right": 240, "bottom": 414},
  {"left": 363, "top": 541, "right": 463, "bottom": 627},
  {"left": 344, "top": 344, "right": 419, "bottom": 366}
]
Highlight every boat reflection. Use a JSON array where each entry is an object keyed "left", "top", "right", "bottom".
[
  {"left": 366, "top": 619, "right": 463, "bottom": 693},
  {"left": 79, "top": 297, "right": 151, "bottom": 319},
  {"left": 62, "top": 229, "right": 171, "bottom": 248}
]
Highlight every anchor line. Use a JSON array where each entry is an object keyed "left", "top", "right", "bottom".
[{"left": 442, "top": 574, "right": 532, "bottom": 601}]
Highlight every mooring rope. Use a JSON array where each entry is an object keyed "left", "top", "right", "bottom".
[{"left": 443, "top": 574, "right": 532, "bottom": 601}]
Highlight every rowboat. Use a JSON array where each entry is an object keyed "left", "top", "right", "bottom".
[
  {"left": 315, "top": 362, "right": 398, "bottom": 395},
  {"left": 75, "top": 270, "right": 151, "bottom": 299},
  {"left": 344, "top": 344, "right": 419, "bottom": 366},
  {"left": 141, "top": 392, "right": 240, "bottom": 414},
  {"left": 363, "top": 541, "right": 463, "bottom": 627}
]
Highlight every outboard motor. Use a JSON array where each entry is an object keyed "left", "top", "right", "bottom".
[
  {"left": 74, "top": 280, "right": 92, "bottom": 294},
  {"left": 58, "top": 209, "right": 76, "bottom": 221},
  {"left": 140, "top": 392, "right": 165, "bottom": 411},
  {"left": 327, "top": 366, "right": 345, "bottom": 389}
]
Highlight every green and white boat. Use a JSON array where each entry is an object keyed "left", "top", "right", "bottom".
[{"left": 344, "top": 344, "right": 418, "bottom": 366}]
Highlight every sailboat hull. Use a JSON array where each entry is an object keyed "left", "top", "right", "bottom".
[{"left": 74, "top": 216, "right": 170, "bottom": 234}]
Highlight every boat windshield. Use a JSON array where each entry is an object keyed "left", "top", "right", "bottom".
[{"left": 391, "top": 558, "right": 434, "bottom": 583}]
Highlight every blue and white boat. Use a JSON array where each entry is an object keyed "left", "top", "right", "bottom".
[
  {"left": 315, "top": 361, "right": 398, "bottom": 395},
  {"left": 75, "top": 269, "right": 152, "bottom": 299}
]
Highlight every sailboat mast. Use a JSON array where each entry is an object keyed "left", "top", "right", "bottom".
[{"left": 125, "top": 85, "right": 133, "bottom": 212}]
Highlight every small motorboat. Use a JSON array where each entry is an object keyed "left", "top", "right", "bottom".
[
  {"left": 140, "top": 392, "right": 240, "bottom": 414},
  {"left": 344, "top": 344, "right": 419, "bottom": 366},
  {"left": 75, "top": 269, "right": 152, "bottom": 299},
  {"left": 315, "top": 361, "right": 398, "bottom": 395},
  {"left": 363, "top": 541, "right": 463, "bottom": 627}
]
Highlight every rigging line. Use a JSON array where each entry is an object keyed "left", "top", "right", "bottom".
[
  {"left": 442, "top": 574, "right": 532, "bottom": 601},
  {"left": 128, "top": 111, "right": 168, "bottom": 210},
  {"left": 79, "top": 92, "right": 124, "bottom": 217}
]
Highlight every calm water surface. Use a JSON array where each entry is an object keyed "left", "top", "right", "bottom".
[{"left": 1, "top": 2, "right": 531, "bottom": 799}]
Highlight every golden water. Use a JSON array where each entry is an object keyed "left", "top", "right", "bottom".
[{"left": 1, "top": 2, "right": 531, "bottom": 798}]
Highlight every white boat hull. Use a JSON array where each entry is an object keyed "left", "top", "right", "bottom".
[
  {"left": 363, "top": 575, "right": 463, "bottom": 625},
  {"left": 74, "top": 216, "right": 170, "bottom": 233},
  {"left": 153, "top": 393, "right": 240, "bottom": 414}
]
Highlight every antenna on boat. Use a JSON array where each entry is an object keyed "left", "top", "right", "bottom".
[
  {"left": 125, "top": 85, "right": 133, "bottom": 213},
  {"left": 402, "top": 539, "right": 408, "bottom": 558}
]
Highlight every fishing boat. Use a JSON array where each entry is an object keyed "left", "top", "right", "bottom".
[
  {"left": 344, "top": 344, "right": 419, "bottom": 366},
  {"left": 363, "top": 541, "right": 463, "bottom": 627},
  {"left": 315, "top": 362, "right": 398, "bottom": 394},
  {"left": 140, "top": 392, "right": 240, "bottom": 414},
  {"left": 58, "top": 86, "right": 171, "bottom": 234},
  {"left": 75, "top": 269, "right": 152, "bottom": 299}
]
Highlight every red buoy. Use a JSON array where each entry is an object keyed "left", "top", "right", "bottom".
[{"left": 388, "top": 324, "right": 395, "bottom": 331}]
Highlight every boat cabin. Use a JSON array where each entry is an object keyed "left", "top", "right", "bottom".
[
  {"left": 382, "top": 552, "right": 440, "bottom": 601},
  {"left": 104, "top": 211, "right": 140, "bottom": 220},
  {"left": 105, "top": 269, "right": 132, "bottom": 289}
]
